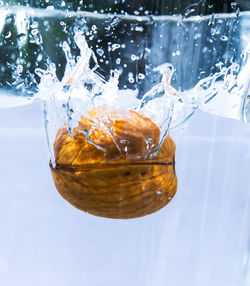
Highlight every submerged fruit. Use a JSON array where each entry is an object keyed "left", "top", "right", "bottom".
[{"left": 50, "top": 108, "right": 177, "bottom": 219}]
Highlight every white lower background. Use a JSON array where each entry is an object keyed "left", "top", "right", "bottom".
[{"left": 0, "top": 102, "right": 250, "bottom": 286}]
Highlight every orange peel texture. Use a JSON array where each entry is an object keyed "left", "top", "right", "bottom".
[{"left": 50, "top": 108, "right": 177, "bottom": 219}]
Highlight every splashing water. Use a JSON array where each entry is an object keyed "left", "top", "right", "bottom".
[
  {"left": 195, "top": 43, "right": 250, "bottom": 120},
  {"left": 35, "top": 30, "right": 177, "bottom": 165},
  {"left": 0, "top": 7, "right": 249, "bottom": 164},
  {"left": 37, "top": 31, "right": 249, "bottom": 165}
]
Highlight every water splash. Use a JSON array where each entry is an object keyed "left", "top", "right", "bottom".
[
  {"left": 36, "top": 27, "right": 250, "bottom": 162},
  {"left": 35, "top": 30, "right": 177, "bottom": 161},
  {"left": 195, "top": 45, "right": 250, "bottom": 121},
  {"left": 0, "top": 7, "right": 249, "bottom": 161}
]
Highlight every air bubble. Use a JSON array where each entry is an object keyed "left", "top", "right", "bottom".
[{"left": 220, "top": 35, "right": 228, "bottom": 42}]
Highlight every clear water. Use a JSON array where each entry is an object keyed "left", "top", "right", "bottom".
[{"left": 0, "top": 5, "right": 250, "bottom": 286}]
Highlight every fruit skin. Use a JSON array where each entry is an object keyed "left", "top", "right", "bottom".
[{"left": 50, "top": 108, "right": 177, "bottom": 219}]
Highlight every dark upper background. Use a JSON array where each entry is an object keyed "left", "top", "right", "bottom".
[
  {"left": 0, "top": 0, "right": 249, "bottom": 94},
  {"left": 1, "top": 0, "right": 250, "bottom": 14}
]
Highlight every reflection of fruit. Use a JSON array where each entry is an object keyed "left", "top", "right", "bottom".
[{"left": 50, "top": 108, "right": 177, "bottom": 219}]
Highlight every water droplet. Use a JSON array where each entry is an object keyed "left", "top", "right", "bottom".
[
  {"left": 131, "top": 54, "right": 139, "bottom": 61},
  {"left": 128, "top": 72, "right": 135, "bottom": 83},
  {"left": 16, "top": 65, "right": 23, "bottom": 74},
  {"left": 176, "top": 50, "right": 181, "bottom": 56},
  {"left": 235, "top": 7, "right": 240, "bottom": 17},
  {"left": 5, "top": 31, "right": 11, "bottom": 39},
  {"left": 30, "top": 21, "right": 38, "bottom": 29},
  {"left": 208, "top": 13, "right": 215, "bottom": 26},
  {"left": 202, "top": 47, "right": 208, "bottom": 53},
  {"left": 194, "top": 33, "right": 201, "bottom": 40},
  {"left": 207, "top": 37, "right": 213, "bottom": 44},
  {"left": 31, "top": 29, "right": 39, "bottom": 36},
  {"left": 231, "top": 2, "right": 238, "bottom": 9},
  {"left": 110, "top": 17, "right": 121, "bottom": 28},
  {"left": 135, "top": 26, "right": 144, "bottom": 32},
  {"left": 146, "top": 15, "right": 154, "bottom": 25},
  {"left": 210, "top": 27, "right": 217, "bottom": 36},
  {"left": 46, "top": 5, "right": 54, "bottom": 10},
  {"left": 37, "top": 53, "right": 43, "bottom": 62},
  {"left": 215, "top": 62, "right": 224, "bottom": 70},
  {"left": 184, "top": 8, "right": 195, "bottom": 17},
  {"left": 112, "top": 43, "right": 120, "bottom": 51},
  {"left": 138, "top": 73, "right": 145, "bottom": 80},
  {"left": 96, "top": 48, "right": 104, "bottom": 57}
]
